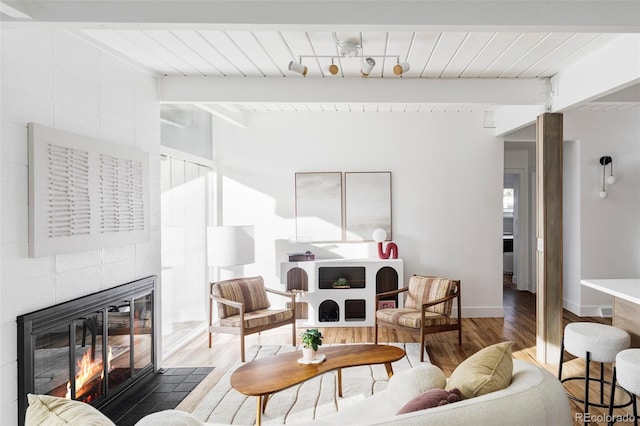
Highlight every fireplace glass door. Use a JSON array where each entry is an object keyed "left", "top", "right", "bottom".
[{"left": 18, "top": 276, "right": 157, "bottom": 426}]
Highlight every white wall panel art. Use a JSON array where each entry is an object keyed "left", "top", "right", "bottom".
[{"left": 28, "top": 123, "right": 150, "bottom": 257}]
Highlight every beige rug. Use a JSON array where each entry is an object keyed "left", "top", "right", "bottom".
[{"left": 191, "top": 343, "right": 429, "bottom": 425}]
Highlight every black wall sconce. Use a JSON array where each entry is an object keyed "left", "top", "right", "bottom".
[{"left": 598, "top": 156, "right": 616, "bottom": 198}]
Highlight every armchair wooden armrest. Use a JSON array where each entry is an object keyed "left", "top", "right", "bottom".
[
  {"left": 210, "top": 294, "right": 244, "bottom": 310},
  {"left": 266, "top": 287, "right": 296, "bottom": 302},
  {"left": 375, "top": 287, "right": 408, "bottom": 305},
  {"left": 420, "top": 293, "right": 458, "bottom": 312}
]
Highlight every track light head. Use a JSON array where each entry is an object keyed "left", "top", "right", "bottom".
[
  {"left": 326, "top": 59, "right": 339, "bottom": 76},
  {"left": 288, "top": 61, "right": 308, "bottom": 76},
  {"left": 361, "top": 57, "right": 375, "bottom": 77},
  {"left": 393, "top": 61, "right": 410, "bottom": 75}
]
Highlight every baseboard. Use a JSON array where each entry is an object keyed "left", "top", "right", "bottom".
[
  {"left": 563, "top": 298, "right": 612, "bottom": 317},
  {"left": 460, "top": 306, "right": 504, "bottom": 318}
]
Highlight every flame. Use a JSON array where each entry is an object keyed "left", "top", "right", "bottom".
[
  {"left": 65, "top": 349, "right": 105, "bottom": 399},
  {"left": 107, "top": 346, "right": 114, "bottom": 372}
]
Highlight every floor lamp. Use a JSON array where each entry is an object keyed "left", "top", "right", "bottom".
[{"left": 207, "top": 225, "right": 255, "bottom": 281}]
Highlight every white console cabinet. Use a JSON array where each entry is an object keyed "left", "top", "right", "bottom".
[{"left": 281, "top": 258, "right": 403, "bottom": 327}]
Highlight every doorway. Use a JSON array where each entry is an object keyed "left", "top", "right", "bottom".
[
  {"left": 503, "top": 168, "right": 533, "bottom": 292},
  {"left": 160, "top": 156, "right": 213, "bottom": 361}
]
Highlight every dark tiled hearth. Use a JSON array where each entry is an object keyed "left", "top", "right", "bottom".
[{"left": 104, "top": 367, "right": 213, "bottom": 426}]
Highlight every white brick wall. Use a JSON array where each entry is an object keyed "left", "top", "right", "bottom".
[{"left": 0, "top": 28, "right": 161, "bottom": 424}]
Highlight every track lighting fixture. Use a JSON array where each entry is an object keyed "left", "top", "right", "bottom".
[
  {"left": 360, "top": 57, "right": 375, "bottom": 77},
  {"left": 325, "top": 59, "right": 339, "bottom": 76},
  {"left": 288, "top": 60, "right": 308, "bottom": 76},
  {"left": 598, "top": 155, "right": 616, "bottom": 199},
  {"left": 393, "top": 61, "right": 411, "bottom": 76},
  {"left": 286, "top": 40, "right": 409, "bottom": 77}
]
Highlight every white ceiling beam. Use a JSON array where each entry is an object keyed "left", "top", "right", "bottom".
[
  {"left": 550, "top": 34, "right": 640, "bottom": 112},
  {"left": 494, "top": 105, "right": 546, "bottom": 136},
  {"left": 161, "top": 76, "right": 548, "bottom": 105},
  {"left": 193, "top": 103, "right": 247, "bottom": 128},
  {"left": 2, "top": 1, "right": 639, "bottom": 32},
  {"left": 0, "top": 1, "right": 31, "bottom": 19}
]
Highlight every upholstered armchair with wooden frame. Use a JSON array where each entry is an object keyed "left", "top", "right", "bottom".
[
  {"left": 374, "top": 274, "right": 461, "bottom": 362},
  {"left": 209, "top": 276, "right": 296, "bottom": 362}
]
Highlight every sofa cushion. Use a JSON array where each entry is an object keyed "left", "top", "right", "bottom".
[
  {"left": 445, "top": 341, "right": 513, "bottom": 399},
  {"left": 212, "top": 276, "right": 270, "bottom": 319},
  {"left": 135, "top": 409, "right": 204, "bottom": 425},
  {"left": 25, "top": 393, "right": 115, "bottom": 426},
  {"left": 388, "top": 364, "right": 447, "bottom": 409},
  {"left": 396, "top": 388, "right": 462, "bottom": 414}
]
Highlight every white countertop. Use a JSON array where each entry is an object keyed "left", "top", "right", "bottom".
[{"left": 580, "top": 279, "right": 640, "bottom": 305}]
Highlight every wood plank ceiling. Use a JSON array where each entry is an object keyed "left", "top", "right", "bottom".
[{"left": 3, "top": 0, "right": 639, "bottom": 113}]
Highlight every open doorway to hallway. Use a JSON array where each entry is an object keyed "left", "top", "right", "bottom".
[{"left": 504, "top": 141, "right": 536, "bottom": 294}]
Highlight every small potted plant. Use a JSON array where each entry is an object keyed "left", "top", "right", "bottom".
[
  {"left": 332, "top": 277, "right": 350, "bottom": 288},
  {"left": 301, "top": 328, "right": 323, "bottom": 361}
]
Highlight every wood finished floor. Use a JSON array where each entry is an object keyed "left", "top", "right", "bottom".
[{"left": 165, "top": 284, "right": 636, "bottom": 425}]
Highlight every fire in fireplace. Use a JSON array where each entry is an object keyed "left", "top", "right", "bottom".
[{"left": 17, "top": 276, "right": 157, "bottom": 426}]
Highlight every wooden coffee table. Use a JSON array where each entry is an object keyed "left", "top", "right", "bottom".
[{"left": 230, "top": 344, "right": 405, "bottom": 425}]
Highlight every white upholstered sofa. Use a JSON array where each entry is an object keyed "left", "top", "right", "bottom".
[
  {"left": 26, "top": 351, "right": 572, "bottom": 426},
  {"left": 134, "top": 359, "right": 572, "bottom": 426}
]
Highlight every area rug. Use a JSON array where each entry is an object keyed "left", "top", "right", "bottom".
[{"left": 191, "top": 343, "right": 428, "bottom": 425}]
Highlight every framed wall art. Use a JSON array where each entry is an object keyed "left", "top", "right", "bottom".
[
  {"left": 345, "top": 171, "right": 391, "bottom": 241},
  {"left": 28, "top": 122, "right": 150, "bottom": 257},
  {"left": 295, "top": 172, "right": 343, "bottom": 242}
]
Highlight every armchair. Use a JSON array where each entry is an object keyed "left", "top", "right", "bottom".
[
  {"left": 209, "top": 276, "right": 296, "bottom": 362},
  {"left": 374, "top": 275, "right": 461, "bottom": 362}
]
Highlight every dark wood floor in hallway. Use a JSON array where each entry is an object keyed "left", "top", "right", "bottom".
[{"left": 166, "top": 284, "right": 635, "bottom": 425}]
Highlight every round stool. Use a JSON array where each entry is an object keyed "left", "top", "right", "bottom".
[
  {"left": 558, "top": 322, "right": 631, "bottom": 425},
  {"left": 608, "top": 348, "right": 640, "bottom": 426}
]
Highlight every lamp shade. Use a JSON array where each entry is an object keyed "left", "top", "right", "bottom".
[{"left": 207, "top": 225, "right": 255, "bottom": 267}]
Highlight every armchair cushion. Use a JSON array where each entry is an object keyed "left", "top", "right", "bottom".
[
  {"left": 219, "top": 308, "right": 294, "bottom": 328},
  {"left": 212, "top": 276, "right": 271, "bottom": 319},
  {"left": 375, "top": 308, "right": 450, "bottom": 329},
  {"left": 404, "top": 276, "right": 455, "bottom": 315}
]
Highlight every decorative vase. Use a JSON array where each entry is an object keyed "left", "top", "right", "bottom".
[{"left": 302, "top": 346, "right": 316, "bottom": 361}]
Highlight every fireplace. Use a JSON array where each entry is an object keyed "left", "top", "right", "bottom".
[{"left": 17, "top": 275, "right": 157, "bottom": 425}]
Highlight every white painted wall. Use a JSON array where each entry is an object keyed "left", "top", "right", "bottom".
[
  {"left": 216, "top": 112, "right": 504, "bottom": 319},
  {"left": 563, "top": 110, "right": 640, "bottom": 315},
  {"left": 0, "top": 29, "right": 161, "bottom": 424}
]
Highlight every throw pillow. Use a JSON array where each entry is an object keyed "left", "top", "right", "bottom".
[
  {"left": 388, "top": 364, "right": 447, "bottom": 409},
  {"left": 396, "top": 388, "right": 462, "bottom": 414},
  {"left": 135, "top": 409, "right": 204, "bottom": 425},
  {"left": 445, "top": 341, "right": 514, "bottom": 399},
  {"left": 25, "top": 393, "right": 115, "bottom": 426}
]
